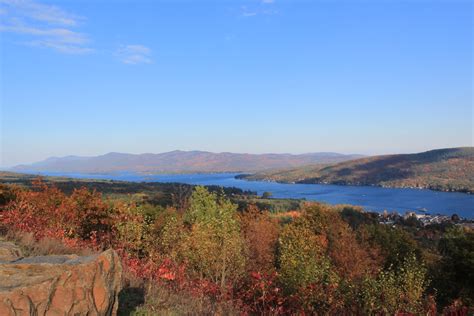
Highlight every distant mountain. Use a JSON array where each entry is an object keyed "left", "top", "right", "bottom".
[
  {"left": 241, "top": 147, "right": 474, "bottom": 193},
  {"left": 11, "top": 150, "right": 363, "bottom": 174}
]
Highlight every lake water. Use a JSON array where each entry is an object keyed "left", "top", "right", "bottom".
[{"left": 34, "top": 171, "right": 474, "bottom": 218}]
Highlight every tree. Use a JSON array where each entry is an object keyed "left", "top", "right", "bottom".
[
  {"left": 240, "top": 205, "right": 279, "bottom": 273},
  {"left": 114, "top": 203, "right": 154, "bottom": 257},
  {"left": 358, "top": 255, "right": 428, "bottom": 314},
  {"left": 340, "top": 206, "right": 378, "bottom": 230},
  {"left": 182, "top": 186, "right": 246, "bottom": 289},
  {"left": 365, "top": 223, "right": 422, "bottom": 269},
  {"left": 261, "top": 191, "right": 272, "bottom": 199},
  {"left": 451, "top": 213, "right": 460, "bottom": 222},
  {"left": 277, "top": 203, "right": 386, "bottom": 314},
  {"left": 151, "top": 207, "right": 185, "bottom": 263},
  {"left": 302, "top": 204, "right": 381, "bottom": 280},
  {"left": 184, "top": 186, "right": 220, "bottom": 224},
  {"left": 434, "top": 227, "right": 474, "bottom": 307},
  {"left": 171, "top": 184, "right": 192, "bottom": 213},
  {"left": 278, "top": 219, "right": 332, "bottom": 293},
  {"left": 0, "top": 184, "right": 17, "bottom": 208}
]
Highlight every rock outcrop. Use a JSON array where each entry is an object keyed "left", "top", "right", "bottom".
[
  {"left": 0, "top": 244, "right": 122, "bottom": 316},
  {"left": 0, "top": 242, "right": 23, "bottom": 263}
]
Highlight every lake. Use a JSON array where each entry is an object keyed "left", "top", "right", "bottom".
[{"left": 33, "top": 171, "right": 474, "bottom": 218}]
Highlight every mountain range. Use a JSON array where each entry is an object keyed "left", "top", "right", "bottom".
[{"left": 11, "top": 150, "right": 363, "bottom": 174}]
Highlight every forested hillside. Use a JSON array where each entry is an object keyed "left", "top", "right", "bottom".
[{"left": 242, "top": 147, "right": 474, "bottom": 193}]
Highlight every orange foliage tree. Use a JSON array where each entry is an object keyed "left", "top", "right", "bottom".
[{"left": 239, "top": 204, "right": 279, "bottom": 273}]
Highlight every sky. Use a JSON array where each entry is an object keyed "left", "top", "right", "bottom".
[{"left": 0, "top": 0, "right": 472, "bottom": 167}]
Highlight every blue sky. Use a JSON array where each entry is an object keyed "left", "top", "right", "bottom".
[{"left": 1, "top": 0, "right": 472, "bottom": 166}]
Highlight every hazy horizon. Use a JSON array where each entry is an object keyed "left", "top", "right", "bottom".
[
  {"left": 1, "top": 0, "right": 473, "bottom": 167},
  {"left": 4, "top": 146, "right": 474, "bottom": 169}
]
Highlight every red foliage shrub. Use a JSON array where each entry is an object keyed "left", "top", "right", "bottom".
[
  {"left": 2, "top": 179, "right": 113, "bottom": 249},
  {"left": 237, "top": 271, "right": 286, "bottom": 315},
  {"left": 443, "top": 300, "right": 470, "bottom": 316}
]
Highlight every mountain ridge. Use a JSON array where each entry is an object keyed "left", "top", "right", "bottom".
[{"left": 11, "top": 150, "right": 363, "bottom": 174}]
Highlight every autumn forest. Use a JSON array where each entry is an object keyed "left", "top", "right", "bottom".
[{"left": 0, "top": 179, "right": 472, "bottom": 315}]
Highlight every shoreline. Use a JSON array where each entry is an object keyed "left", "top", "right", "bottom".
[{"left": 236, "top": 174, "right": 474, "bottom": 195}]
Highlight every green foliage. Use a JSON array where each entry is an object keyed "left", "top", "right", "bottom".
[
  {"left": 358, "top": 255, "right": 428, "bottom": 314},
  {"left": 434, "top": 226, "right": 474, "bottom": 307},
  {"left": 278, "top": 219, "right": 333, "bottom": 293},
  {"left": 138, "top": 204, "right": 166, "bottom": 221},
  {"left": 236, "top": 197, "right": 303, "bottom": 214},
  {"left": 340, "top": 206, "right": 378, "bottom": 229},
  {"left": 366, "top": 224, "right": 422, "bottom": 269},
  {"left": 154, "top": 211, "right": 184, "bottom": 262},
  {"left": 0, "top": 184, "right": 17, "bottom": 207},
  {"left": 261, "top": 191, "right": 272, "bottom": 199},
  {"left": 184, "top": 186, "right": 221, "bottom": 224},
  {"left": 181, "top": 186, "right": 246, "bottom": 288},
  {"left": 114, "top": 205, "right": 153, "bottom": 257}
]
